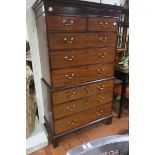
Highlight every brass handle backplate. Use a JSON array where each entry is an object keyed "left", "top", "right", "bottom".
[
  {"left": 66, "top": 105, "right": 76, "bottom": 111},
  {"left": 66, "top": 90, "right": 76, "bottom": 97},
  {"left": 64, "top": 37, "right": 74, "bottom": 44},
  {"left": 99, "top": 37, "right": 107, "bottom": 42},
  {"left": 96, "top": 97, "right": 104, "bottom": 102},
  {"left": 96, "top": 110, "right": 103, "bottom": 116},
  {"left": 98, "top": 52, "right": 106, "bottom": 58},
  {"left": 99, "top": 21, "right": 108, "bottom": 26},
  {"left": 97, "top": 85, "right": 105, "bottom": 90},
  {"left": 65, "top": 55, "right": 74, "bottom": 61},
  {"left": 67, "top": 119, "right": 76, "bottom": 125},
  {"left": 97, "top": 69, "right": 105, "bottom": 74},
  {"left": 65, "top": 73, "right": 75, "bottom": 79},
  {"left": 62, "top": 19, "right": 74, "bottom": 26}
]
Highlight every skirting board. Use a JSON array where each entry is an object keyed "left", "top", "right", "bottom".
[{"left": 26, "top": 118, "right": 48, "bottom": 154}]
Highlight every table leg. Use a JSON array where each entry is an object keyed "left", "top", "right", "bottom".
[{"left": 118, "top": 75, "right": 127, "bottom": 118}]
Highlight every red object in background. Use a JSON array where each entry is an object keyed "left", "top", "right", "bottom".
[
  {"left": 114, "top": 84, "right": 122, "bottom": 94},
  {"left": 114, "top": 84, "right": 129, "bottom": 99},
  {"left": 125, "top": 85, "right": 129, "bottom": 99}
]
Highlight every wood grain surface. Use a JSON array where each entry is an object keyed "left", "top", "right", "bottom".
[
  {"left": 53, "top": 91, "right": 113, "bottom": 119},
  {"left": 50, "top": 47, "right": 115, "bottom": 69},
  {"left": 48, "top": 32, "right": 116, "bottom": 50},
  {"left": 88, "top": 17, "right": 117, "bottom": 31},
  {"left": 54, "top": 103, "right": 112, "bottom": 134},
  {"left": 47, "top": 15, "right": 87, "bottom": 31},
  {"left": 51, "top": 63, "right": 114, "bottom": 88},
  {"left": 52, "top": 79, "right": 114, "bottom": 105}
]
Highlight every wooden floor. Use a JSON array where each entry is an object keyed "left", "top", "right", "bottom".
[{"left": 29, "top": 111, "right": 128, "bottom": 155}]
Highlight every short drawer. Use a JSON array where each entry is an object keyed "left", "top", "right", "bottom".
[
  {"left": 88, "top": 17, "right": 117, "bottom": 31},
  {"left": 52, "top": 79, "right": 114, "bottom": 105},
  {"left": 51, "top": 63, "right": 114, "bottom": 88},
  {"left": 48, "top": 32, "right": 117, "bottom": 50},
  {"left": 53, "top": 91, "right": 113, "bottom": 119},
  {"left": 47, "top": 15, "right": 87, "bottom": 31},
  {"left": 50, "top": 47, "right": 115, "bottom": 69},
  {"left": 54, "top": 103, "right": 112, "bottom": 134}
]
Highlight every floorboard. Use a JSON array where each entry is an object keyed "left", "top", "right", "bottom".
[{"left": 29, "top": 111, "right": 128, "bottom": 155}]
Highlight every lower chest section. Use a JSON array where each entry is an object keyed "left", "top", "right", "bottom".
[{"left": 52, "top": 79, "right": 114, "bottom": 134}]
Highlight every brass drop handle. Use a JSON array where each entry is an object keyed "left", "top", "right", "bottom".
[
  {"left": 67, "top": 119, "right": 76, "bottom": 125},
  {"left": 65, "top": 73, "right": 75, "bottom": 79},
  {"left": 99, "top": 37, "right": 107, "bottom": 41},
  {"left": 97, "top": 85, "right": 105, "bottom": 90},
  {"left": 98, "top": 52, "right": 106, "bottom": 58},
  {"left": 99, "top": 21, "right": 108, "bottom": 26},
  {"left": 96, "top": 97, "right": 104, "bottom": 102},
  {"left": 66, "top": 105, "right": 76, "bottom": 111},
  {"left": 97, "top": 69, "right": 105, "bottom": 74},
  {"left": 65, "top": 55, "right": 74, "bottom": 61},
  {"left": 96, "top": 110, "right": 103, "bottom": 116},
  {"left": 64, "top": 37, "right": 74, "bottom": 44},
  {"left": 62, "top": 19, "right": 74, "bottom": 26},
  {"left": 66, "top": 90, "right": 76, "bottom": 97}
]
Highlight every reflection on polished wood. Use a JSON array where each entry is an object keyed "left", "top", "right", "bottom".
[{"left": 29, "top": 112, "right": 128, "bottom": 155}]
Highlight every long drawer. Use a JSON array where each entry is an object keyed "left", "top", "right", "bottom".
[
  {"left": 52, "top": 79, "right": 114, "bottom": 105},
  {"left": 51, "top": 63, "right": 114, "bottom": 88},
  {"left": 50, "top": 47, "right": 115, "bottom": 69},
  {"left": 54, "top": 103, "right": 112, "bottom": 134},
  {"left": 48, "top": 32, "right": 117, "bottom": 50},
  {"left": 88, "top": 17, "right": 117, "bottom": 31},
  {"left": 53, "top": 91, "right": 113, "bottom": 120},
  {"left": 47, "top": 15, "right": 87, "bottom": 31}
]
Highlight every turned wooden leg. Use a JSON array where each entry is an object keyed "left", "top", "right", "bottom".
[{"left": 52, "top": 139, "right": 59, "bottom": 148}]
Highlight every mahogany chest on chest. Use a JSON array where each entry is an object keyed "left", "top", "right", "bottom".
[{"left": 32, "top": 0, "right": 121, "bottom": 147}]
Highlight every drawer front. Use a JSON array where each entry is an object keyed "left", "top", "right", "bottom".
[
  {"left": 54, "top": 103, "right": 112, "bottom": 134},
  {"left": 47, "top": 15, "right": 87, "bottom": 31},
  {"left": 52, "top": 79, "right": 114, "bottom": 105},
  {"left": 53, "top": 91, "right": 113, "bottom": 119},
  {"left": 50, "top": 47, "right": 115, "bottom": 69},
  {"left": 88, "top": 17, "right": 117, "bottom": 31},
  {"left": 48, "top": 32, "right": 117, "bottom": 50},
  {"left": 54, "top": 108, "right": 95, "bottom": 134},
  {"left": 52, "top": 63, "right": 114, "bottom": 88}
]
